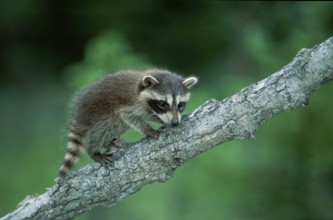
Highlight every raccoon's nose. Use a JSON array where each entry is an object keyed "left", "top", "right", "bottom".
[{"left": 171, "top": 119, "right": 179, "bottom": 126}]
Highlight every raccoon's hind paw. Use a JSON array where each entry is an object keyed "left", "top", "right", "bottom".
[
  {"left": 102, "top": 156, "right": 115, "bottom": 167},
  {"left": 91, "top": 152, "right": 113, "bottom": 166},
  {"left": 105, "top": 146, "right": 126, "bottom": 162}
]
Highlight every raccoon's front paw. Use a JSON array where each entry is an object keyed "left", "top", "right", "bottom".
[{"left": 147, "top": 129, "right": 160, "bottom": 138}]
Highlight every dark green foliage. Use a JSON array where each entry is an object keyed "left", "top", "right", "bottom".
[{"left": 0, "top": 1, "right": 332, "bottom": 219}]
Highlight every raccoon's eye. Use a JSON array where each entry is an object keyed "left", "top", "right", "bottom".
[
  {"left": 157, "top": 100, "right": 168, "bottom": 110},
  {"left": 178, "top": 102, "right": 186, "bottom": 112},
  {"left": 148, "top": 100, "right": 169, "bottom": 113}
]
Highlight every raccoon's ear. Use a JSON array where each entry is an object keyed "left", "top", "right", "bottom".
[
  {"left": 142, "top": 75, "right": 159, "bottom": 88},
  {"left": 182, "top": 76, "right": 198, "bottom": 89}
]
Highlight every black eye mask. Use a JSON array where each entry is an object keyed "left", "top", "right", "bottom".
[{"left": 147, "top": 99, "right": 169, "bottom": 113}]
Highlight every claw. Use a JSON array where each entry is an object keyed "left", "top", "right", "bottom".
[
  {"left": 92, "top": 144, "right": 127, "bottom": 168},
  {"left": 104, "top": 157, "right": 115, "bottom": 167},
  {"left": 106, "top": 152, "right": 114, "bottom": 157}
]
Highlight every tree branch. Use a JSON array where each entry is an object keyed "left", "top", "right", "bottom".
[{"left": 2, "top": 36, "right": 333, "bottom": 220}]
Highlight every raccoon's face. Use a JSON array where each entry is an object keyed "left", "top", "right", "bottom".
[
  {"left": 146, "top": 92, "right": 190, "bottom": 126},
  {"left": 139, "top": 70, "right": 198, "bottom": 126}
]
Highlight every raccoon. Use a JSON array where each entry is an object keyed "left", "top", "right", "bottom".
[{"left": 58, "top": 69, "right": 198, "bottom": 178}]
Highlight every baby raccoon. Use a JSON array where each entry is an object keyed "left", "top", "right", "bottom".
[{"left": 58, "top": 69, "right": 198, "bottom": 178}]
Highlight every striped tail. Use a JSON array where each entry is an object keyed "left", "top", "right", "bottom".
[{"left": 58, "top": 126, "right": 84, "bottom": 179}]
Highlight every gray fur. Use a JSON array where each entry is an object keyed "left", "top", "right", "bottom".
[{"left": 58, "top": 69, "right": 198, "bottom": 177}]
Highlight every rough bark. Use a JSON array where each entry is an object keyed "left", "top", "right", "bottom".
[{"left": 2, "top": 36, "right": 333, "bottom": 220}]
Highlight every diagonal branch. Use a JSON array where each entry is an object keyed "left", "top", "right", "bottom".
[{"left": 2, "top": 36, "right": 333, "bottom": 220}]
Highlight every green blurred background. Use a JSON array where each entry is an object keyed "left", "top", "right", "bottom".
[{"left": 1, "top": 1, "right": 333, "bottom": 219}]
